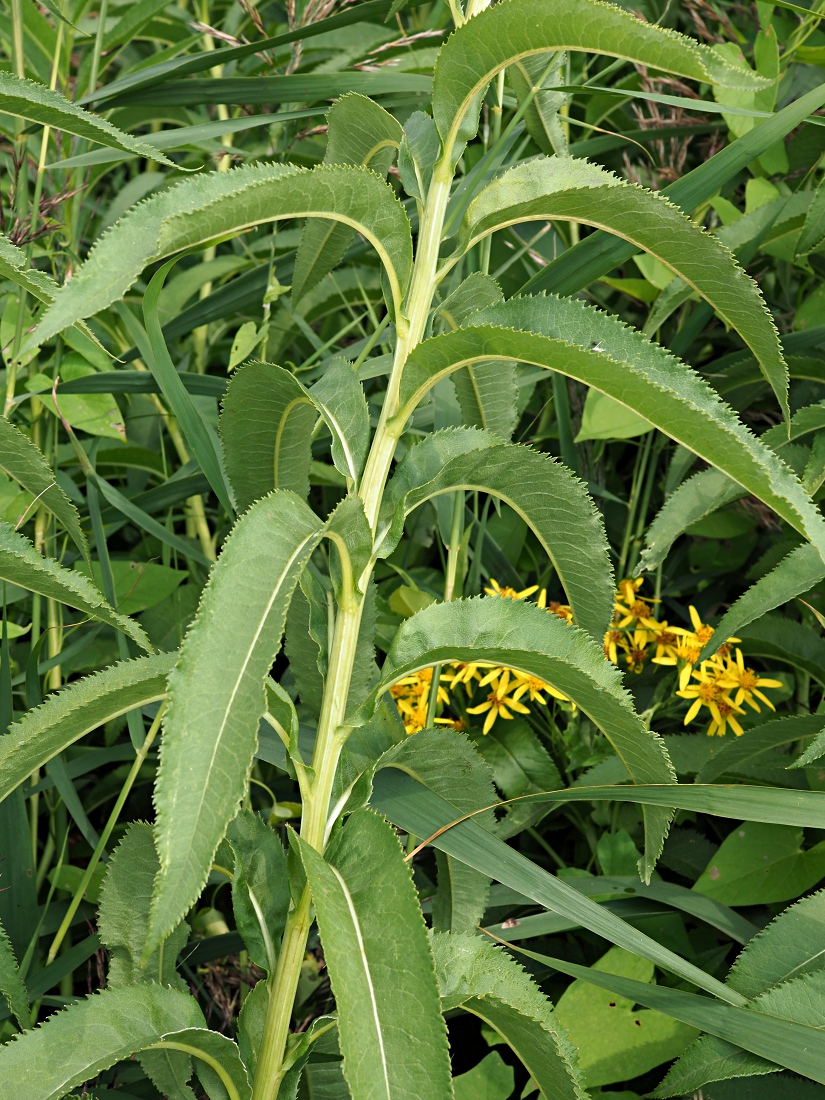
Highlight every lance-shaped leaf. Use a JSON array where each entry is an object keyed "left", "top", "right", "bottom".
[
  {"left": 362, "top": 596, "right": 674, "bottom": 877},
  {"left": 226, "top": 810, "right": 289, "bottom": 973},
  {"left": 381, "top": 428, "right": 613, "bottom": 641},
  {"left": 456, "top": 160, "right": 787, "bottom": 418},
  {"left": 370, "top": 769, "right": 740, "bottom": 1004},
  {"left": 151, "top": 1028, "right": 252, "bottom": 1100},
  {"left": 397, "top": 297, "right": 825, "bottom": 559},
  {"left": 148, "top": 491, "right": 323, "bottom": 953},
  {"left": 797, "top": 175, "right": 825, "bottom": 256},
  {"left": 699, "top": 543, "right": 825, "bottom": 662},
  {"left": 0, "top": 984, "right": 205, "bottom": 1100},
  {"left": 695, "top": 713, "right": 825, "bottom": 783},
  {"left": 27, "top": 164, "right": 413, "bottom": 352},
  {"left": 220, "top": 361, "right": 317, "bottom": 510},
  {"left": 292, "top": 93, "right": 402, "bottom": 304},
  {"left": 0, "top": 73, "right": 176, "bottom": 165},
  {"left": 0, "top": 919, "right": 28, "bottom": 1030},
  {"left": 0, "top": 653, "right": 174, "bottom": 802},
  {"left": 0, "top": 415, "right": 89, "bottom": 563},
  {"left": 298, "top": 809, "right": 453, "bottom": 1100},
  {"left": 309, "top": 357, "right": 371, "bottom": 488},
  {"left": 0, "top": 524, "right": 150, "bottom": 650},
  {"left": 432, "top": 931, "right": 586, "bottom": 1099},
  {"left": 640, "top": 468, "right": 746, "bottom": 573},
  {"left": 431, "top": 0, "right": 762, "bottom": 160}
]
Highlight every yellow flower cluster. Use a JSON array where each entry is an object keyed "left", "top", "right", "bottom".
[{"left": 389, "top": 577, "right": 782, "bottom": 738}]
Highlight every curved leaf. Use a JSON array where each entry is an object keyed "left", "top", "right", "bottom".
[
  {"left": 737, "top": 614, "right": 825, "bottom": 685},
  {"left": 0, "top": 919, "right": 28, "bottom": 1030},
  {"left": 432, "top": 0, "right": 762, "bottom": 160},
  {"left": 0, "top": 524, "right": 150, "bottom": 650},
  {"left": 363, "top": 595, "right": 674, "bottom": 877},
  {"left": 431, "top": 930, "right": 586, "bottom": 1099},
  {"left": 299, "top": 809, "right": 453, "bottom": 1100},
  {"left": 379, "top": 428, "right": 614, "bottom": 641},
  {"left": 309, "top": 357, "right": 371, "bottom": 488},
  {"left": 0, "top": 73, "right": 176, "bottom": 165},
  {"left": 695, "top": 713, "right": 825, "bottom": 783},
  {"left": 0, "top": 653, "right": 174, "bottom": 802},
  {"left": 151, "top": 1028, "right": 251, "bottom": 1100},
  {"left": 457, "top": 160, "right": 787, "bottom": 417},
  {"left": 27, "top": 164, "right": 413, "bottom": 352},
  {"left": 0, "top": 984, "right": 205, "bottom": 1100},
  {"left": 148, "top": 491, "right": 323, "bottom": 953},
  {"left": 397, "top": 297, "right": 825, "bottom": 558},
  {"left": 699, "top": 543, "right": 825, "bottom": 661}
]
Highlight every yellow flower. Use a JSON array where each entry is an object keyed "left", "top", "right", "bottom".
[
  {"left": 466, "top": 668, "right": 531, "bottom": 734},
  {"left": 676, "top": 662, "right": 744, "bottom": 736},
  {"left": 707, "top": 698, "right": 745, "bottom": 738},
  {"left": 511, "top": 672, "right": 552, "bottom": 706},
  {"left": 622, "top": 629, "right": 649, "bottom": 674},
  {"left": 614, "top": 578, "right": 659, "bottom": 631},
  {"left": 537, "top": 589, "right": 574, "bottom": 621},
  {"left": 434, "top": 715, "right": 467, "bottom": 731},
  {"left": 687, "top": 605, "right": 715, "bottom": 647},
  {"left": 717, "top": 649, "right": 783, "bottom": 713},
  {"left": 603, "top": 628, "right": 624, "bottom": 664},
  {"left": 649, "top": 621, "right": 681, "bottom": 661},
  {"left": 485, "top": 578, "right": 539, "bottom": 600}
]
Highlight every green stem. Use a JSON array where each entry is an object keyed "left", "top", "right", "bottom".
[
  {"left": 11, "top": 0, "right": 25, "bottom": 79},
  {"left": 87, "top": 0, "right": 110, "bottom": 97}
]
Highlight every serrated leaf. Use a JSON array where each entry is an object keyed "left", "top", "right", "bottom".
[
  {"left": 0, "top": 73, "right": 176, "bottom": 165},
  {"left": 474, "top": 718, "right": 563, "bottom": 839},
  {"left": 363, "top": 595, "right": 673, "bottom": 877},
  {"left": 695, "top": 713, "right": 825, "bottom": 783},
  {"left": 431, "top": 930, "right": 586, "bottom": 1099},
  {"left": 797, "top": 175, "right": 825, "bottom": 255},
  {"left": 284, "top": 570, "right": 329, "bottom": 718},
  {"left": 736, "top": 614, "right": 825, "bottom": 685},
  {"left": 309, "top": 358, "right": 371, "bottom": 487},
  {"left": 157, "top": 1028, "right": 251, "bottom": 1100},
  {"left": 507, "top": 52, "right": 570, "bottom": 156},
  {"left": 431, "top": 0, "right": 761, "bottom": 160},
  {"left": 292, "top": 93, "right": 402, "bottom": 305},
  {"left": 0, "top": 653, "right": 173, "bottom": 802},
  {"left": 397, "top": 298, "right": 824, "bottom": 558},
  {"left": 220, "top": 361, "right": 317, "bottom": 510},
  {"left": 379, "top": 428, "right": 614, "bottom": 642},
  {"left": 398, "top": 111, "right": 440, "bottom": 203},
  {"left": 0, "top": 524, "right": 150, "bottom": 650},
  {"left": 458, "top": 160, "right": 787, "bottom": 418},
  {"left": 0, "top": 984, "right": 205, "bottom": 1100},
  {"left": 0, "top": 416, "right": 89, "bottom": 563},
  {"left": 27, "top": 164, "right": 413, "bottom": 353},
  {"left": 226, "top": 810, "right": 289, "bottom": 972},
  {"left": 0, "top": 917, "right": 28, "bottom": 1030},
  {"left": 148, "top": 492, "right": 323, "bottom": 953},
  {"left": 699, "top": 543, "right": 825, "bottom": 662},
  {"left": 299, "top": 809, "right": 453, "bottom": 1100}
]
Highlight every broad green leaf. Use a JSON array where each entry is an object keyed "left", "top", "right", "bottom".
[
  {"left": 98, "top": 823, "right": 189, "bottom": 991},
  {"left": 299, "top": 809, "right": 453, "bottom": 1100},
  {"left": 431, "top": 0, "right": 761, "bottom": 160},
  {"left": 0, "top": 73, "right": 176, "bottom": 165},
  {"left": 0, "top": 652, "right": 174, "bottom": 802},
  {"left": 27, "top": 164, "right": 413, "bottom": 352},
  {"left": 507, "top": 52, "right": 569, "bottom": 156},
  {"left": 220, "top": 361, "right": 316, "bottom": 510},
  {"left": 284, "top": 570, "right": 329, "bottom": 718},
  {"left": 0, "top": 235, "right": 61, "bottom": 306},
  {"left": 520, "top": 82, "right": 825, "bottom": 298},
  {"left": 379, "top": 429, "right": 614, "bottom": 642},
  {"left": 576, "top": 388, "right": 653, "bottom": 442},
  {"left": 640, "top": 468, "right": 746, "bottom": 573},
  {"left": 148, "top": 492, "right": 323, "bottom": 953},
  {"left": 74, "top": 560, "right": 186, "bottom": 615},
  {"left": 397, "top": 298, "right": 825, "bottom": 558},
  {"left": 152, "top": 1028, "right": 252, "bottom": 1100},
  {"left": 29, "top": 356, "right": 126, "bottom": 441},
  {"left": 0, "top": 524, "right": 149, "bottom": 650},
  {"left": 363, "top": 595, "right": 674, "bottom": 877},
  {"left": 431, "top": 930, "right": 586, "bottom": 1099},
  {"left": 453, "top": 1051, "right": 513, "bottom": 1100},
  {"left": 226, "top": 810, "right": 289, "bottom": 972},
  {"left": 398, "top": 111, "right": 441, "bottom": 203},
  {"left": 0, "top": 917, "right": 28, "bottom": 1030},
  {"left": 0, "top": 984, "right": 205, "bottom": 1100},
  {"left": 553, "top": 946, "right": 696, "bottom": 1088},
  {"left": 694, "top": 823, "right": 825, "bottom": 905},
  {"left": 791, "top": 728, "right": 825, "bottom": 769},
  {"left": 699, "top": 543, "right": 825, "bottom": 662},
  {"left": 737, "top": 614, "right": 825, "bottom": 685},
  {"left": 309, "top": 358, "right": 371, "bottom": 487},
  {"left": 473, "top": 718, "right": 563, "bottom": 840},
  {"left": 512, "top": 946, "right": 825, "bottom": 1086},
  {"left": 292, "top": 93, "right": 402, "bottom": 305},
  {"left": 0, "top": 416, "right": 88, "bottom": 563},
  {"left": 457, "top": 160, "right": 787, "bottom": 418},
  {"left": 696, "top": 713, "right": 825, "bottom": 782}
]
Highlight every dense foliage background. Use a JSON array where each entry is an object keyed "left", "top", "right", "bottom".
[{"left": 4, "top": 0, "right": 825, "bottom": 1096}]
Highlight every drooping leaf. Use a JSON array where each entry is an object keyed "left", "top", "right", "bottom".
[
  {"left": 220, "top": 361, "right": 317, "bottom": 510},
  {"left": 292, "top": 93, "right": 402, "bottom": 304},
  {"left": 380, "top": 429, "right": 614, "bottom": 641},
  {"left": 0, "top": 653, "right": 174, "bottom": 802},
  {"left": 457, "top": 160, "right": 787, "bottom": 417},
  {"left": 431, "top": 930, "right": 586, "bottom": 1099},
  {"left": 148, "top": 492, "right": 323, "bottom": 953},
  {"left": 309, "top": 358, "right": 371, "bottom": 487},
  {"left": 474, "top": 718, "right": 563, "bottom": 840},
  {"left": 397, "top": 298, "right": 825, "bottom": 559},
  {"left": 0, "top": 984, "right": 205, "bottom": 1100},
  {"left": 153, "top": 1028, "right": 252, "bottom": 1100},
  {"left": 507, "top": 52, "right": 569, "bottom": 156},
  {"left": 0, "top": 416, "right": 89, "bottom": 562},
  {"left": 0, "top": 524, "right": 150, "bottom": 649},
  {"left": 695, "top": 713, "right": 825, "bottom": 783},
  {"left": 362, "top": 595, "right": 673, "bottom": 877},
  {"left": 299, "top": 809, "right": 453, "bottom": 1100},
  {"left": 226, "top": 810, "right": 289, "bottom": 972},
  {"left": 27, "top": 164, "right": 414, "bottom": 353},
  {"left": 0, "top": 73, "right": 177, "bottom": 165},
  {"left": 398, "top": 111, "right": 441, "bottom": 203}
]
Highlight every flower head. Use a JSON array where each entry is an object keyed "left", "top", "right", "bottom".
[{"left": 466, "top": 668, "right": 531, "bottom": 734}]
